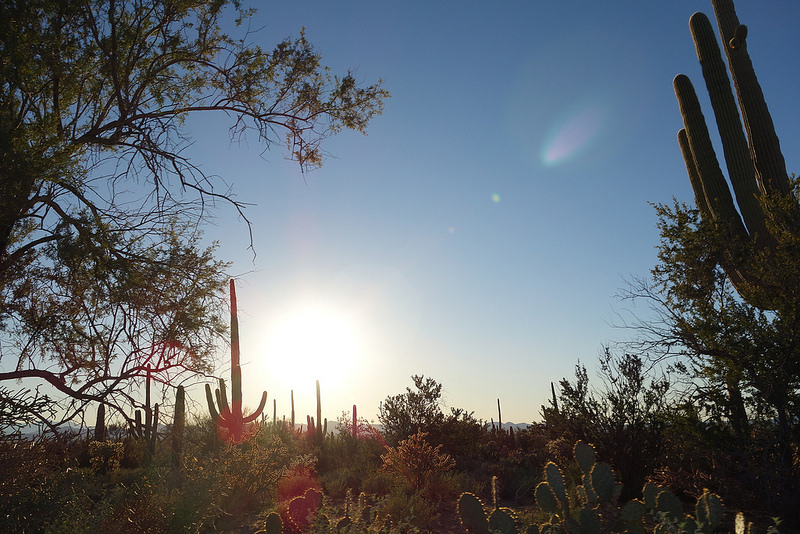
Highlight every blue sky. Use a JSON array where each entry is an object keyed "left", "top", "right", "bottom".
[{"left": 186, "top": 1, "right": 800, "bottom": 425}]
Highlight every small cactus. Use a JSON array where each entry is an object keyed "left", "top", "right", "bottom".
[{"left": 655, "top": 488, "right": 683, "bottom": 523}]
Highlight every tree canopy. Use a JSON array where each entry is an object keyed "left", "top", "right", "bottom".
[
  {"left": 618, "top": 189, "right": 800, "bottom": 512},
  {"left": 378, "top": 375, "right": 447, "bottom": 445},
  {"left": 0, "top": 0, "right": 387, "bottom": 431}
]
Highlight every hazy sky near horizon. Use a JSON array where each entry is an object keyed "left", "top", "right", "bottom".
[{"left": 186, "top": 1, "right": 800, "bottom": 425}]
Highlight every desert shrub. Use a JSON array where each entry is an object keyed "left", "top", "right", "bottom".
[
  {"left": 542, "top": 350, "right": 673, "bottom": 499},
  {"left": 361, "top": 470, "right": 395, "bottom": 497},
  {"left": 207, "top": 430, "right": 290, "bottom": 518},
  {"left": 318, "top": 425, "right": 386, "bottom": 497},
  {"left": 375, "top": 486, "right": 439, "bottom": 532},
  {"left": 378, "top": 375, "right": 446, "bottom": 445},
  {"left": 277, "top": 460, "right": 322, "bottom": 502},
  {"left": 88, "top": 440, "right": 124, "bottom": 474},
  {"left": 119, "top": 436, "right": 148, "bottom": 468},
  {"left": 380, "top": 429, "right": 455, "bottom": 498},
  {"left": 0, "top": 433, "right": 90, "bottom": 532},
  {"left": 433, "top": 407, "right": 486, "bottom": 472}
]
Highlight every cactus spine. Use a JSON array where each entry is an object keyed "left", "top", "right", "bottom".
[
  {"left": 674, "top": 0, "right": 792, "bottom": 307},
  {"left": 205, "top": 279, "right": 268, "bottom": 441}
]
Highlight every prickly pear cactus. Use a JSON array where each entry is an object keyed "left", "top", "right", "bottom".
[
  {"left": 458, "top": 492, "right": 490, "bottom": 534},
  {"left": 654, "top": 488, "right": 683, "bottom": 523},
  {"left": 578, "top": 508, "right": 601, "bottom": 534},
  {"left": 534, "top": 481, "right": 561, "bottom": 518},
  {"left": 533, "top": 441, "right": 630, "bottom": 533},
  {"left": 645, "top": 484, "right": 725, "bottom": 534},
  {"left": 262, "top": 511, "right": 282, "bottom": 534},
  {"left": 695, "top": 489, "right": 723, "bottom": 531},
  {"left": 620, "top": 499, "right": 647, "bottom": 534},
  {"left": 588, "top": 461, "right": 618, "bottom": 502},
  {"left": 574, "top": 441, "right": 595, "bottom": 475},
  {"left": 492, "top": 440, "right": 724, "bottom": 533},
  {"left": 544, "top": 462, "right": 568, "bottom": 503},
  {"left": 489, "top": 508, "right": 518, "bottom": 534},
  {"left": 286, "top": 488, "right": 323, "bottom": 532}
]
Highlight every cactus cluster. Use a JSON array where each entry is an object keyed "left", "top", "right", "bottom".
[
  {"left": 532, "top": 441, "right": 723, "bottom": 534},
  {"left": 329, "top": 490, "right": 391, "bottom": 533},
  {"left": 674, "top": 0, "right": 793, "bottom": 308},
  {"left": 458, "top": 490, "right": 532, "bottom": 534},
  {"left": 258, "top": 489, "right": 391, "bottom": 534},
  {"left": 206, "top": 279, "right": 268, "bottom": 442}
]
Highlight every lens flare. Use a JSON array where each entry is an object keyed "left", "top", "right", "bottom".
[{"left": 541, "top": 106, "right": 606, "bottom": 166}]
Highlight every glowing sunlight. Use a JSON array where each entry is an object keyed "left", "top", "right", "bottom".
[{"left": 259, "top": 300, "right": 364, "bottom": 387}]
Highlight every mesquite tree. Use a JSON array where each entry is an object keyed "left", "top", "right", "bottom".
[{"left": 0, "top": 0, "right": 387, "bottom": 429}]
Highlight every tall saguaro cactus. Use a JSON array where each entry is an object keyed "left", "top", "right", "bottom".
[
  {"left": 172, "top": 385, "right": 186, "bottom": 467},
  {"left": 206, "top": 279, "right": 268, "bottom": 442},
  {"left": 673, "top": 0, "right": 792, "bottom": 307},
  {"left": 306, "top": 379, "right": 327, "bottom": 445}
]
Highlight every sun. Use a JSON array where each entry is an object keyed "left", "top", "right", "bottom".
[{"left": 259, "top": 300, "right": 363, "bottom": 387}]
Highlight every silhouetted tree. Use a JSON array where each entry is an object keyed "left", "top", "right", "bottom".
[
  {"left": 378, "top": 375, "right": 446, "bottom": 445},
  {"left": 0, "top": 0, "right": 387, "bottom": 429}
]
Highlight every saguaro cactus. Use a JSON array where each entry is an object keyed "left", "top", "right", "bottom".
[
  {"left": 172, "top": 385, "right": 185, "bottom": 467},
  {"left": 290, "top": 389, "right": 295, "bottom": 429},
  {"left": 306, "top": 379, "right": 327, "bottom": 445},
  {"left": 206, "top": 279, "right": 268, "bottom": 442},
  {"left": 315, "top": 379, "right": 326, "bottom": 443},
  {"left": 673, "top": 0, "right": 792, "bottom": 307},
  {"left": 94, "top": 403, "right": 106, "bottom": 441}
]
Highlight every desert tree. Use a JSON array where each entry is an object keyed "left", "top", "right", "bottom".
[
  {"left": 378, "top": 375, "right": 447, "bottom": 445},
  {"left": 618, "top": 194, "right": 800, "bottom": 514},
  {"left": 0, "top": 0, "right": 387, "bottom": 429}
]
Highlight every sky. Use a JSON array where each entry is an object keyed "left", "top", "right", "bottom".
[{"left": 181, "top": 1, "right": 800, "bottom": 426}]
